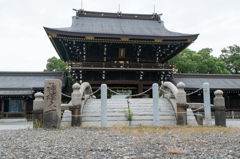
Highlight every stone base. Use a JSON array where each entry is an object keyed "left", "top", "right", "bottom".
[
  {"left": 33, "top": 112, "right": 43, "bottom": 128},
  {"left": 215, "top": 110, "right": 226, "bottom": 127},
  {"left": 0, "top": 118, "right": 27, "bottom": 123},
  {"left": 43, "top": 111, "right": 61, "bottom": 129}
]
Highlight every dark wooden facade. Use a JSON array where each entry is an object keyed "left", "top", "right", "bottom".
[{"left": 44, "top": 10, "right": 199, "bottom": 94}]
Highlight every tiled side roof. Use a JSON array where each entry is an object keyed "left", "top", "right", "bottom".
[
  {"left": 170, "top": 73, "right": 240, "bottom": 90},
  {"left": 0, "top": 89, "right": 33, "bottom": 95},
  {"left": 0, "top": 72, "right": 67, "bottom": 95}
]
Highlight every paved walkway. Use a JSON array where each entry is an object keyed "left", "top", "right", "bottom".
[
  {"left": 0, "top": 119, "right": 239, "bottom": 130},
  {"left": 206, "top": 119, "right": 240, "bottom": 127},
  {"left": 0, "top": 122, "right": 33, "bottom": 130}
]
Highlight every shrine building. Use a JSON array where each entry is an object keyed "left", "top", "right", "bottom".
[{"left": 44, "top": 9, "right": 199, "bottom": 95}]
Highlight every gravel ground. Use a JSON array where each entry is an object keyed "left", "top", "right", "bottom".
[{"left": 0, "top": 126, "right": 240, "bottom": 158}]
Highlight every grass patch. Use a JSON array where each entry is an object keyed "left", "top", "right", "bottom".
[
  {"left": 105, "top": 125, "right": 240, "bottom": 135},
  {"left": 123, "top": 109, "right": 133, "bottom": 121},
  {"left": 33, "top": 119, "right": 42, "bottom": 129},
  {"left": 181, "top": 138, "right": 196, "bottom": 142}
]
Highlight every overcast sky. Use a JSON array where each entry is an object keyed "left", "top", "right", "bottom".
[{"left": 0, "top": 0, "right": 240, "bottom": 71}]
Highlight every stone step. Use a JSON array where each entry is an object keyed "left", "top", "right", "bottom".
[
  {"left": 82, "top": 116, "right": 176, "bottom": 122},
  {"left": 81, "top": 120, "right": 176, "bottom": 127},
  {"left": 82, "top": 112, "right": 175, "bottom": 117},
  {"left": 84, "top": 104, "right": 172, "bottom": 107},
  {"left": 83, "top": 109, "right": 174, "bottom": 114},
  {"left": 82, "top": 97, "right": 178, "bottom": 127}
]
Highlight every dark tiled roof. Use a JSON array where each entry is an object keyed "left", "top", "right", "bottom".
[
  {"left": 170, "top": 73, "right": 240, "bottom": 90},
  {"left": 0, "top": 72, "right": 67, "bottom": 95},
  {"left": 47, "top": 16, "right": 195, "bottom": 37},
  {"left": 0, "top": 89, "right": 33, "bottom": 95},
  {"left": 44, "top": 11, "right": 199, "bottom": 39}
]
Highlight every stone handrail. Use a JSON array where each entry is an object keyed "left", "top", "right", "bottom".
[
  {"left": 160, "top": 81, "right": 198, "bottom": 126},
  {"left": 159, "top": 81, "right": 181, "bottom": 114},
  {"left": 68, "top": 82, "right": 93, "bottom": 105},
  {"left": 159, "top": 81, "right": 178, "bottom": 99},
  {"left": 188, "top": 103, "right": 213, "bottom": 109}
]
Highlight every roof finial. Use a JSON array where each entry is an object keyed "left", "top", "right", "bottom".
[
  {"left": 81, "top": 0, "right": 83, "bottom": 9},
  {"left": 154, "top": 5, "right": 155, "bottom": 14},
  {"left": 117, "top": 4, "right": 122, "bottom": 17}
]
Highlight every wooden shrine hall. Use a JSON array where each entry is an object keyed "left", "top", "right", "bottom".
[
  {"left": 170, "top": 73, "right": 240, "bottom": 111},
  {"left": 0, "top": 72, "right": 67, "bottom": 119},
  {"left": 44, "top": 9, "right": 199, "bottom": 94}
]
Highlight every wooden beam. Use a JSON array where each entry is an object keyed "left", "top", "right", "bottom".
[
  {"left": 138, "top": 82, "right": 143, "bottom": 95},
  {"left": 71, "top": 67, "right": 172, "bottom": 72},
  {"left": 109, "top": 87, "right": 136, "bottom": 90},
  {"left": 1, "top": 99, "right": 4, "bottom": 119},
  {"left": 23, "top": 100, "right": 27, "bottom": 118},
  {"left": 89, "top": 80, "right": 163, "bottom": 85}
]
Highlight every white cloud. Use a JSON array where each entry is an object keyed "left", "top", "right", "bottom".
[{"left": 0, "top": 0, "right": 239, "bottom": 71}]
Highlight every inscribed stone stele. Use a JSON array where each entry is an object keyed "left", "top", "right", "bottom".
[{"left": 43, "top": 79, "right": 62, "bottom": 129}]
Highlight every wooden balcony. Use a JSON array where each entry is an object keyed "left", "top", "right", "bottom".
[{"left": 70, "top": 62, "right": 172, "bottom": 72}]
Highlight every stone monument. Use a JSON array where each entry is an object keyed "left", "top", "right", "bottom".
[{"left": 43, "top": 79, "right": 62, "bottom": 129}]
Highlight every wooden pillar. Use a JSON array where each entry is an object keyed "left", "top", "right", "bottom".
[
  {"left": 71, "top": 107, "right": 81, "bottom": 126},
  {"left": 187, "top": 96, "right": 191, "bottom": 103},
  {"left": 1, "top": 99, "right": 4, "bottom": 119},
  {"left": 23, "top": 99, "right": 27, "bottom": 118},
  {"left": 228, "top": 96, "right": 230, "bottom": 110},
  {"left": 138, "top": 82, "right": 143, "bottom": 98}
]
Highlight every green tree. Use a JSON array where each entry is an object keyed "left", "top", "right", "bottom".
[
  {"left": 220, "top": 45, "right": 240, "bottom": 74},
  {"left": 44, "top": 56, "right": 74, "bottom": 88},
  {"left": 44, "top": 56, "right": 67, "bottom": 72},
  {"left": 168, "top": 48, "right": 230, "bottom": 74}
]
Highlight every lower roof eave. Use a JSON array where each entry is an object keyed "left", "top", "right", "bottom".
[{"left": 44, "top": 27, "right": 199, "bottom": 41}]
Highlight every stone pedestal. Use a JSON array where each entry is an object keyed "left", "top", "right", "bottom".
[
  {"left": 33, "top": 92, "right": 44, "bottom": 128},
  {"left": 213, "top": 90, "right": 226, "bottom": 127},
  {"left": 177, "top": 103, "right": 188, "bottom": 125},
  {"left": 71, "top": 83, "right": 81, "bottom": 126},
  {"left": 195, "top": 114, "right": 203, "bottom": 125},
  {"left": 43, "top": 79, "right": 62, "bottom": 129},
  {"left": 176, "top": 82, "right": 188, "bottom": 125}
]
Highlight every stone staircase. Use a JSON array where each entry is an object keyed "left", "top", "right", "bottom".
[{"left": 81, "top": 97, "right": 176, "bottom": 127}]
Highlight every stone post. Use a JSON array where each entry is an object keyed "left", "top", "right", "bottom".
[
  {"left": 71, "top": 83, "right": 82, "bottom": 126},
  {"left": 213, "top": 90, "right": 226, "bottom": 127},
  {"left": 195, "top": 114, "right": 203, "bottom": 125},
  {"left": 203, "top": 83, "right": 212, "bottom": 126},
  {"left": 101, "top": 84, "right": 107, "bottom": 127},
  {"left": 152, "top": 83, "right": 160, "bottom": 126},
  {"left": 33, "top": 92, "right": 44, "bottom": 128},
  {"left": 176, "top": 82, "right": 188, "bottom": 125},
  {"left": 43, "top": 79, "right": 62, "bottom": 129}
]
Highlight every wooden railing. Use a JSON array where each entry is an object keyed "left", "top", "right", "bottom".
[
  {"left": 3, "top": 112, "right": 24, "bottom": 118},
  {"left": 0, "top": 112, "right": 33, "bottom": 121},
  {"left": 26, "top": 113, "right": 33, "bottom": 121},
  {"left": 70, "top": 62, "right": 172, "bottom": 69}
]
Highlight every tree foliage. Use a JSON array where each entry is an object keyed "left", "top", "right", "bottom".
[
  {"left": 44, "top": 56, "right": 74, "bottom": 88},
  {"left": 168, "top": 48, "right": 230, "bottom": 74},
  {"left": 44, "top": 56, "right": 67, "bottom": 72},
  {"left": 220, "top": 45, "right": 240, "bottom": 74}
]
